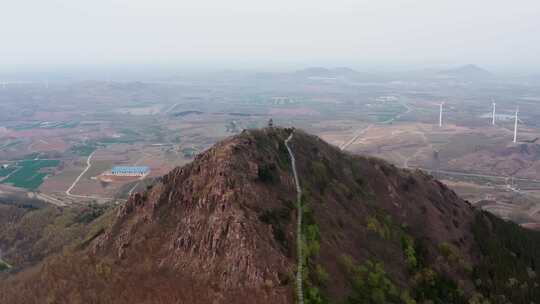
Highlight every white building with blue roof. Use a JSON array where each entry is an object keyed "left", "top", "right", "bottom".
[{"left": 110, "top": 166, "right": 150, "bottom": 177}]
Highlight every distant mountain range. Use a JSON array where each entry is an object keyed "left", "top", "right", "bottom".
[{"left": 290, "top": 65, "right": 495, "bottom": 82}]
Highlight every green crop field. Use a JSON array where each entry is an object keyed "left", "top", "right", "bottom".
[
  {"left": 70, "top": 143, "right": 99, "bottom": 156},
  {"left": 367, "top": 102, "right": 408, "bottom": 123},
  {"left": 0, "top": 166, "right": 17, "bottom": 177},
  {"left": 15, "top": 152, "right": 41, "bottom": 160},
  {"left": 2, "top": 159, "right": 60, "bottom": 190},
  {"left": 98, "top": 137, "right": 138, "bottom": 145},
  {"left": 12, "top": 122, "right": 42, "bottom": 130},
  {"left": 0, "top": 140, "right": 22, "bottom": 150},
  {"left": 12, "top": 121, "right": 79, "bottom": 131},
  {"left": 0, "top": 259, "right": 10, "bottom": 272},
  {"left": 182, "top": 147, "right": 198, "bottom": 158},
  {"left": 119, "top": 128, "right": 140, "bottom": 136}
]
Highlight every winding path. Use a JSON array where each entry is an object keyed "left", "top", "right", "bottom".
[
  {"left": 66, "top": 151, "right": 96, "bottom": 198},
  {"left": 285, "top": 132, "right": 303, "bottom": 304}
]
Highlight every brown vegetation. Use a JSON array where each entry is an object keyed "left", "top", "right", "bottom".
[{"left": 0, "top": 128, "right": 537, "bottom": 303}]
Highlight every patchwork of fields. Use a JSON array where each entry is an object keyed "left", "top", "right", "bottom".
[{"left": 1, "top": 159, "right": 60, "bottom": 190}]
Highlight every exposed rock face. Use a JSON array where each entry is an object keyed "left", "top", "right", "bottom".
[
  {"left": 84, "top": 129, "right": 298, "bottom": 303},
  {"left": 0, "top": 129, "right": 299, "bottom": 304},
  {"left": 4, "top": 128, "right": 536, "bottom": 304}
]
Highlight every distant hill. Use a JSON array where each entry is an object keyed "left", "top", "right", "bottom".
[
  {"left": 294, "top": 67, "right": 358, "bottom": 76},
  {"left": 2, "top": 128, "right": 540, "bottom": 303},
  {"left": 398, "top": 65, "right": 495, "bottom": 81},
  {"left": 293, "top": 67, "right": 387, "bottom": 81},
  {"left": 437, "top": 64, "right": 494, "bottom": 79},
  {"left": 525, "top": 73, "right": 540, "bottom": 81}
]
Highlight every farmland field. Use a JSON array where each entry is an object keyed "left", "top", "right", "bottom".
[
  {"left": 0, "top": 140, "right": 23, "bottom": 150},
  {"left": 70, "top": 144, "right": 99, "bottom": 156},
  {"left": 98, "top": 137, "right": 138, "bottom": 145},
  {"left": 0, "top": 167, "right": 17, "bottom": 177},
  {"left": 1, "top": 159, "right": 60, "bottom": 190},
  {"left": 0, "top": 69, "right": 539, "bottom": 228},
  {"left": 12, "top": 121, "right": 79, "bottom": 130},
  {"left": 0, "top": 258, "right": 10, "bottom": 271},
  {"left": 366, "top": 102, "right": 407, "bottom": 123}
]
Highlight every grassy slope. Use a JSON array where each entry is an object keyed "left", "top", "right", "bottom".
[{"left": 0, "top": 201, "right": 113, "bottom": 272}]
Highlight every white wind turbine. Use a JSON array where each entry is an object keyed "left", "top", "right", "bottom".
[
  {"left": 439, "top": 102, "right": 445, "bottom": 127},
  {"left": 513, "top": 107, "right": 519, "bottom": 143},
  {"left": 492, "top": 99, "right": 496, "bottom": 125}
]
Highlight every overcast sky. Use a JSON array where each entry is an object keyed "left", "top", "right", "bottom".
[{"left": 1, "top": 0, "right": 539, "bottom": 72}]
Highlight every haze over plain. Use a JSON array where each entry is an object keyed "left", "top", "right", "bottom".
[{"left": 1, "top": 0, "right": 540, "bottom": 72}]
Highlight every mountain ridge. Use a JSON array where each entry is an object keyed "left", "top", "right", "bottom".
[{"left": 2, "top": 128, "right": 540, "bottom": 304}]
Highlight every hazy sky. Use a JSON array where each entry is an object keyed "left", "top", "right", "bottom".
[{"left": 1, "top": 0, "right": 539, "bottom": 71}]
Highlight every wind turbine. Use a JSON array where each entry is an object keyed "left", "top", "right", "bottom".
[
  {"left": 513, "top": 107, "right": 519, "bottom": 143},
  {"left": 439, "top": 102, "right": 445, "bottom": 127},
  {"left": 492, "top": 99, "right": 496, "bottom": 125}
]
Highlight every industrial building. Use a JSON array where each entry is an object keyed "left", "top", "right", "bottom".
[{"left": 110, "top": 166, "right": 150, "bottom": 177}]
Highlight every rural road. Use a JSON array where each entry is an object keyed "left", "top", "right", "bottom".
[
  {"left": 380, "top": 100, "right": 412, "bottom": 125},
  {"left": 34, "top": 193, "right": 67, "bottom": 207},
  {"left": 285, "top": 132, "right": 304, "bottom": 304},
  {"left": 164, "top": 102, "right": 180, "bottom": 114},
  {"left": 66, "top": 151, "right": 96, "bottom": 198},
  {"left": 403, "top": 131, "right": 430, "bottom": 169},
  {"left": 527, "top": 202, "right": 540, "bottom": 217},
  {"left": 340, "top": 124, "right": 372, "bottom": 151},
  {"left": 340, "top": 101, "right": 411, "bottom": 151},
  {"left": 419, "top": 167, "right": 540, "bottom": 184}
]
